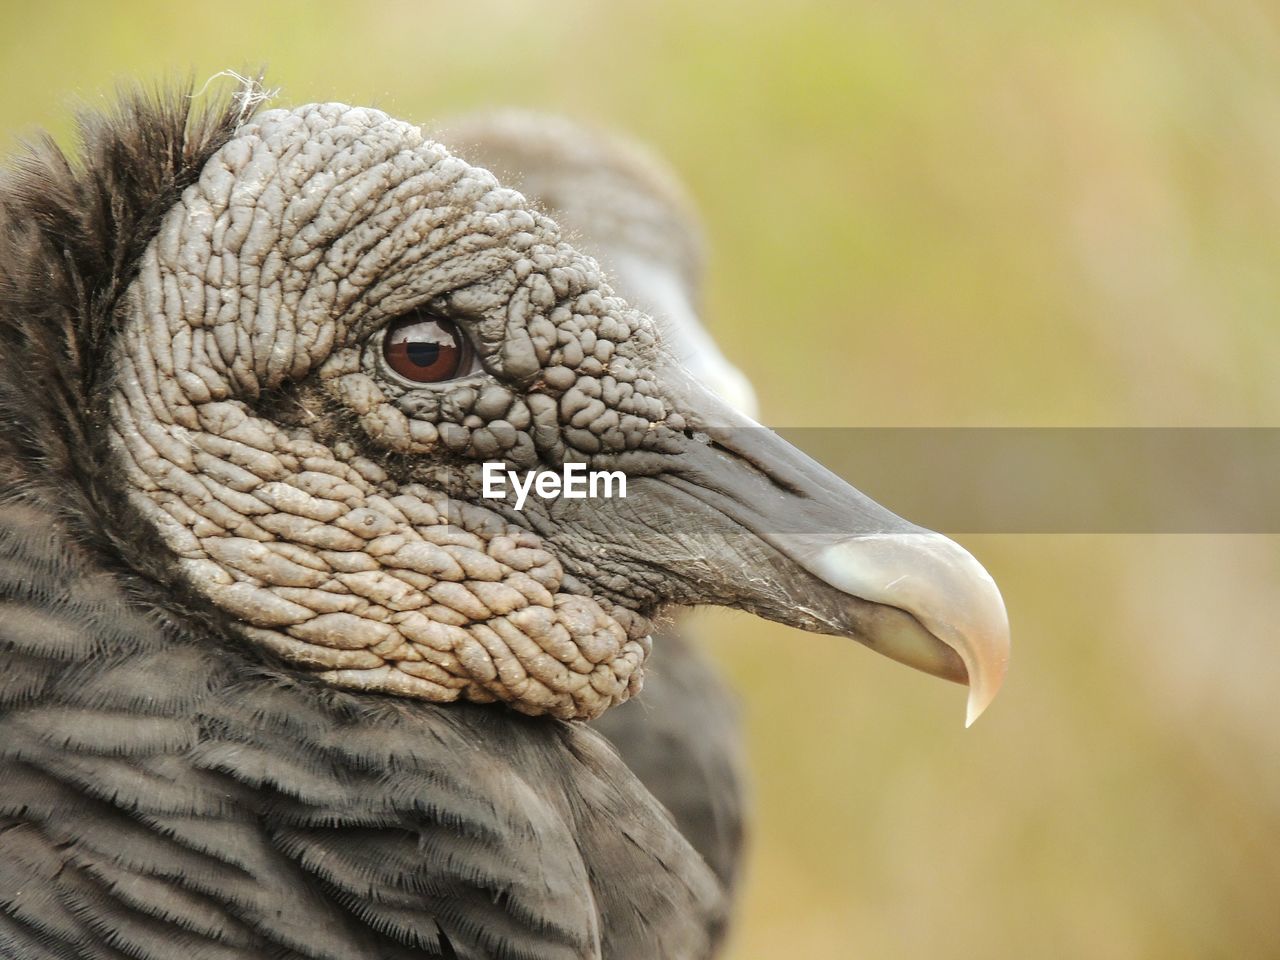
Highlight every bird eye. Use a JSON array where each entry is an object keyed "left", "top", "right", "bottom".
[{"left": 382, "top": 311, "right": 471, "bottom": 384}]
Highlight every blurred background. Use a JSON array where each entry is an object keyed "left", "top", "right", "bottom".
[{"left": 2, "top": 1, "right": 1278, "bottom": 956}]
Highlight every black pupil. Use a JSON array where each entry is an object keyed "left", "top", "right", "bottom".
[{"left": 406, "top": 341, "right": 441, "bottom": 367}]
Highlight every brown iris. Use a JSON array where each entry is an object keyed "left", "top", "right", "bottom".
[{"left": 383, "top": 311, "right": 468, "bottom": 383}]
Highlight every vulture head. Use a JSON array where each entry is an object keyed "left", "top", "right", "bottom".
[{"left": 23, "top": 89, "right": 1009, "bottom": 727}]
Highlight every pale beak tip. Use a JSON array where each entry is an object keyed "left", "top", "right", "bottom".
[
  {"left": 962, "top": 616, "right": 1010, "bottom": 728},
  {"left": 965, "top": 683, "right": 993, "bottom": 728},
  {"left": 804, "top": 531, "right": 1011, "bottom": 727}
]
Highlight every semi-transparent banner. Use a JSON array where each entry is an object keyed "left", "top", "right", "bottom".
[{"left": 771, "top": 428, "right": 1278, "bottom": 533}]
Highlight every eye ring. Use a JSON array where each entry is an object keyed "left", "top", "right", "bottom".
[{"left": 381, "top": 309, "right": 476, "bottom": 385}]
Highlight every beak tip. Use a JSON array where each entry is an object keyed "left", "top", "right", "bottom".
[
  {"left": 963, "top": 619, "right": 1009, "bottom": 728},
  {"left": 964, "top": 679, "right": 995, "bottom": 728},
  {"left": 805, "top": 531, "right": 1011, "bottom": 726}
]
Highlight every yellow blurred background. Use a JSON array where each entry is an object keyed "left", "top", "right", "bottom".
[{"left": 2, "top": 1, "right": 1277, "bottom": 956}]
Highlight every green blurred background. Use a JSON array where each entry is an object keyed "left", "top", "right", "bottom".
[{"left": 3, "top": 1, "right": 1278, "bottom": 956}]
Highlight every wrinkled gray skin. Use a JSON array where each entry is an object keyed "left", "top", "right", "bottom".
[
  {"left": 438, "top": 110, "right": 757, "bottom": 417},
  {"left": 110, "top": 103, "right": 675, "bottom": 722}
]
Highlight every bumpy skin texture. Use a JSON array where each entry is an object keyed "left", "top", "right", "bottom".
[
  {"left": 108, "top": 102, "right": 697, "bottom": 721},
  {"left": 0, "top": 87, "right": 727, "bottom": 960}
]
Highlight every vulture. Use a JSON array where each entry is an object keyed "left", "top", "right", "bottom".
[{"left": 0, "top": 81, "right": 1010, "bottom": 960}]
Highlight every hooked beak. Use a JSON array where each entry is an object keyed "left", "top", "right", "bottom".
[
  {"left": 777, "top": 532, "right": 1009, "bottom": 726},
  {"left": 650, "top": 370, "right": 1011, "bottom": 725}
]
